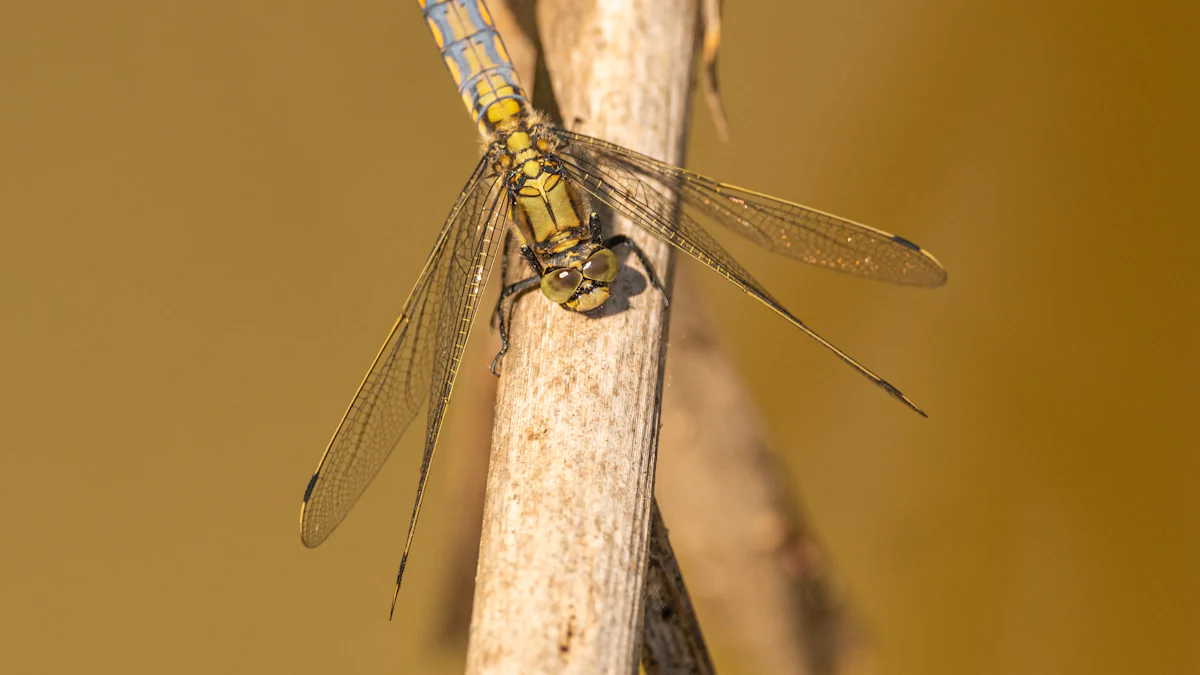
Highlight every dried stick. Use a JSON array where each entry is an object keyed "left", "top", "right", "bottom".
[
  {"left": 656, "top": 270, "right": 863, "bottom": 675},
  {"left": 641, "top": 502, "right": 717, "bottom": 675},
  {"left": 464, "top": 0, "right": 699, "bottom": 673}
]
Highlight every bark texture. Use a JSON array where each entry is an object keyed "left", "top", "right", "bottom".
[{"left": 464, "top": 1, "right": 699, "bottom": 673}]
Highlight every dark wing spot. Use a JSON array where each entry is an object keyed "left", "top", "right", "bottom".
[
  {"left": 303, "top": 473, "right": 319, "bottom": 503},
  {"left": 891, "top": 235, "right": 922, "bottom": 252}
]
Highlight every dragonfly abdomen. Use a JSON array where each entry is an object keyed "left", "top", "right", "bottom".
[{"left": 420, "top": 0, "right": 531, "bottom": 134}]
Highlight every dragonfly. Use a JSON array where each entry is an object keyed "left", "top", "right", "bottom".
[{"left": 299, "top": 0, "right": 947, "bottom": 616}]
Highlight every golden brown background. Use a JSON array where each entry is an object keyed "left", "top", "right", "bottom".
[{"left": 2, "top": 0, "right": 1196, "bottom": 673}]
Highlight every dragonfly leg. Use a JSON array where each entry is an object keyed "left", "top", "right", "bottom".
[
  {"left": 518, "top": 244, "right": 543, "bottom": 275},
  {"left": 492, "top": 232, "right": 516, "bottom": 325},
  {"left": 491, "top": 236, "right": 545, "bottom": 375},
  {"left": 490, "top": 234, "right": 542, "bottom": 327},
  {"left": 604, "top": 234, "right": 670, "bottom": 308},
  {"left": 490, "top": 276, "right": 540, "bottom": 376},
  {"left": 587, "top": 211, "right": 603, "bottom": 240}
]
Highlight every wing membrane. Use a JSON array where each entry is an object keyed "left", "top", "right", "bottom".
[
  {"left": 556, "top": 129, "right": 946, "bottom": 288},
  {"left": 556, "top": 132, "right": 927, "bottom": 415},
  {"left": 300, "top": 156, "right": 507, "bottom": 567}
]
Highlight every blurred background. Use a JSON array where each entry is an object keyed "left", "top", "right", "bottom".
[{"left": 1, "top": 1, "right": 1196, "bottom": 673}]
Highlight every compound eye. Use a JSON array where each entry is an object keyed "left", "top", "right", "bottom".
[
  {"left": 540, "top": 268, "right": 583, "bottom": 304},
  {"left": 580, "top": 248, "right": 618, "bottom": 282}
]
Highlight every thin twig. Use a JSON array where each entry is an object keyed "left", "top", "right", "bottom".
[
  {"left": 657, "top": 270, "right": 865, "bottom": 675},
  {"left": 642, "top": 502, "right": 717, "bottom": 675}
]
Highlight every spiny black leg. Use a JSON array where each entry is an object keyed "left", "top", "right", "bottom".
[
  {"left": 491, "top": 238, "right": 542, "bottom": 328},
  {"left": 605, "top": 234, "right": 670, "bottom": 308},
  {"left": 491, "top": 276, "right": 541, "bottom": 376},
  {"left": 490, "top": 238, "right": 545, "bottom": 375},
  {"left": 587, "top": 211, "right": 603, "bottom": 241},
  {"left": 518, "top": 244, "right": 543, "bottom": 276},
  {"left": 490, "top": 229, "right": 515, "bottom": 330}
]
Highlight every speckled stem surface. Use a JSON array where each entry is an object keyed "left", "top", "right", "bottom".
[{"left": 464, "top": 0, "right": 698, "bottom": 673}]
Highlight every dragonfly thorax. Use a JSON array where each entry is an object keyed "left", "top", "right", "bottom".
[
  {"left": 492, "top": 126, "right": 619, "bottom": 309},
  {"left": 491, "top": 125, "right": 615, "bottom": 312}
]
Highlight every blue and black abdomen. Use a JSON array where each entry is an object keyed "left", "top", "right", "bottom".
[{"left": 419, "top": 0, "right": 532, "bottom": 133}]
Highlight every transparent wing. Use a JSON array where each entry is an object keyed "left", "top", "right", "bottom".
[
  {"left": 554, "top": 131, "right": 927, "bottom": 415},
  {"left": 300, "top": 156, "right": 508, "bottom": 562},
  {"left": 556, "top": 129, "right": 946, "bottom": 288}
]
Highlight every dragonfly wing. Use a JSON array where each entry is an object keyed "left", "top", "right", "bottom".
[
  {"left": 556, "top": 129, "right": 946, "bottom": 288},
  {"left": 300, "top": 156, "right": 508, "bottom": 556},
  {"left": 556, "top": 133, "right": 927, "bottom": 416}
]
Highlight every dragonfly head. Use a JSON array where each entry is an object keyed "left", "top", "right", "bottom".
[{"left": 539, "top": 247, "right": 619, "bottom": 312}]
